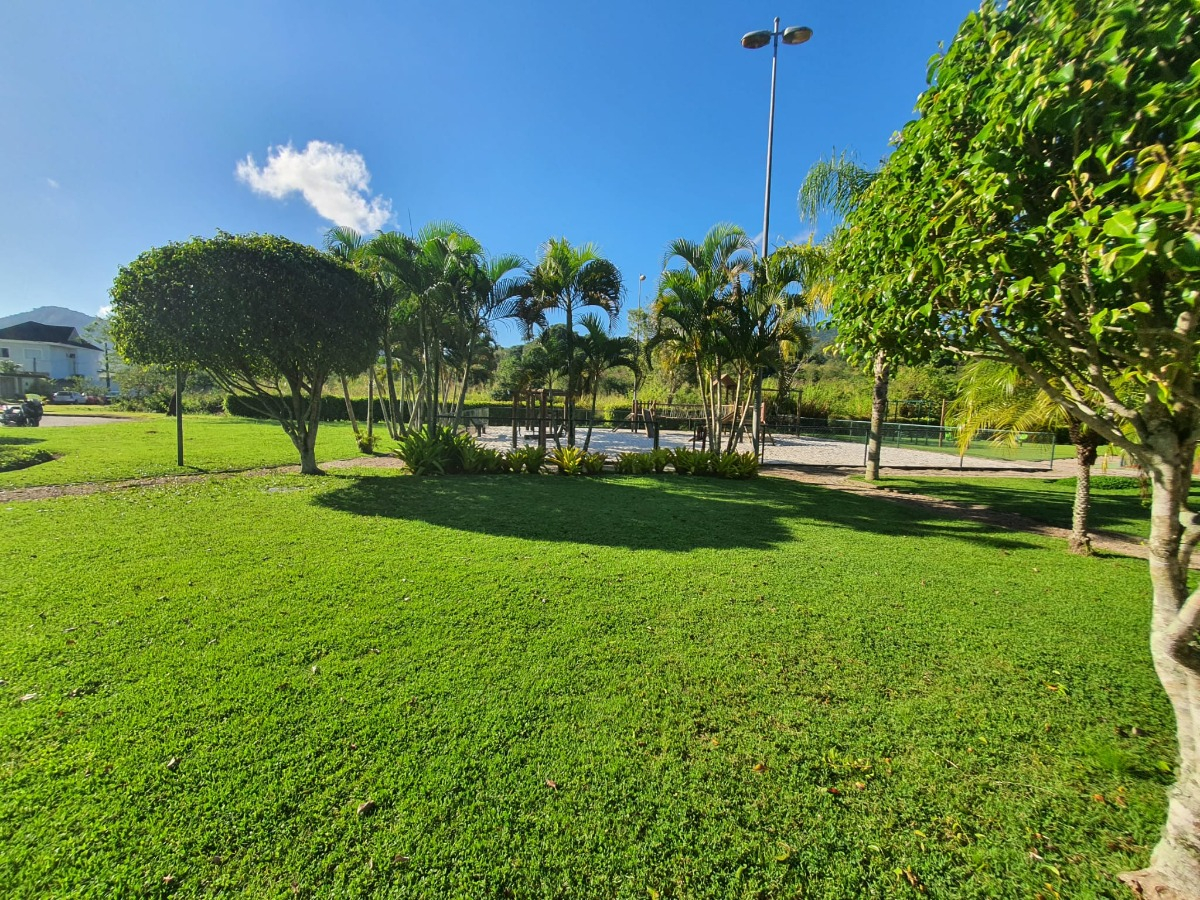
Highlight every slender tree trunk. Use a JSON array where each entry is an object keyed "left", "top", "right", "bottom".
[
  {"left": 865, "top": 350, "right": 889, "bottom": 482},
  {"left": 1069, "top": 452, "right": 1093, "bottom": 555},
  {"left": 583, "top": 381, "right": 599, "bottom": 452},
  {"left": 452, "top": 332, "right": 477, "bottom": 429},
  {"left": 725, "top": 372, "right": 744, "bottom": 454},
  {"left": 565, "top": 304, "right": 575, "bottom": 447},
  {"left": 1067, "top": 421, "right": 1099, "bottom": 555},
  {"left": 340, "top": 375, "right": 360, "bottom": 438},
  {"left": 1122, "top": 436, "right": 1200, "bottom": 898},
  {"left": 383, "top": 340, "right": 400, "bottom": 440},
  {"left": 366, "top": 372, "right": 374, "bottom": 441}
]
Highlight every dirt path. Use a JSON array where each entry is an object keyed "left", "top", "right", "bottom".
[
  {"left": 0, "top": 457, "right": 1160, "bottom": 565},
  {"left": 761, "top": 465, "right": 1165, "bottom": 566}
]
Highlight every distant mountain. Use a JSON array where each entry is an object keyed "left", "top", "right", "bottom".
[{"left": 0, "top": 306, "right": 99, "bottom": 331}]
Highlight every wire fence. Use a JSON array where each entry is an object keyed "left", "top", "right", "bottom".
[
  {"left": 432, "top": 409, "right": 1059, "bottom": 471},
  {"left": 763, "top": 418, "right": 1058, "bottom": 469}
]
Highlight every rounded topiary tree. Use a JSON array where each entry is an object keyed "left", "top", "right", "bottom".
[{"left": 111, "top": 232, "right": 384, "bottom": 474}]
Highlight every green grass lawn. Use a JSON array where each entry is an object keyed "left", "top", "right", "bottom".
[
  {"left": 873, "top": 476, "right": 1165, "bottom": 540},
  {"left": 0, "top": 416, "right": 365, "bottom": 486},
  {"left": 0, "top": 471, "right": 1173, "bottom": 898}
]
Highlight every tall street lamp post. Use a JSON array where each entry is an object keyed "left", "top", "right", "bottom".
[{"left": 742, "top": 17, "right": 812, "bottom": 457}]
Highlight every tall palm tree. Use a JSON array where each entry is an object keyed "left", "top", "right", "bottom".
[
  {"left": 797, "top": 151, "right": 888, "bottom": 480},
  {"left": 654, "top": 223, "right": 756, "bottom": 449},
  {"left": 448, "top": 252, "right": 527, "bottom": 427},
  {"left": 515, "top": 239, "right": 623, "bottom": 447},
  {"left": 575, "top": 314, "right": 640, "bottom": 451}
]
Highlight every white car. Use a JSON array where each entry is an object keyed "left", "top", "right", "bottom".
[{"left": 51, "top": 391, "right": 87, "bottom": 405}]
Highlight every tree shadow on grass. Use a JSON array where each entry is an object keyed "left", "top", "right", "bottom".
[
  {"left": 0, "top": 434, "right": 47, "bottom": 447},
  {"left": 313, "top": 473, "right": 1049, "bottom": 554},
  {"left": 882, "top": 479, "right": 1161, "bottom": 537}
]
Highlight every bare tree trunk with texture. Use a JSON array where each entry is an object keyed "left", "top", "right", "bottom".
[
  {"left": 1066, "top": 419, "right": 1100, "bottom": 555},
  {"left": 865, "top": 350, "right": 889, "bottom": 482},
  {"left": 1121, "top": 427, "right": 1200, "bottom": 899}
]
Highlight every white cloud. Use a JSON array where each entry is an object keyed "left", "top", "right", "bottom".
[
  {"left": 235, "top": 140, "right": 392, "bottom": 233},
  {"left": 97, "top": 304, "right": 112, "bottom": 319},
  {"left": 46, "top": 178, "right": 59, "bottom": 189}
]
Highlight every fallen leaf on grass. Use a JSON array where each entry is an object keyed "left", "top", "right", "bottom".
[
  {"left": 166, "top": 757, "right": 179, "bottom": 770},
  {"left": 545, "top": 779, "right": 558, "bottom": 790},
  {"left": 357, "top": 800, "right": 376, "bottom": 817},
  {"left": 392, "top": 854, "right": 411, "bottom": 865},
  {"left": 855, "top": 781, "right": 867, "bottom": 790},
  {"left": 752, "top": 763, "right": 768, "bottom": 773},
  {"left": 18, "top": 693, "right": 38, "bottom": 702}
]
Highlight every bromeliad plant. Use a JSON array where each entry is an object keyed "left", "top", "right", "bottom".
[
  {"left": 507, "top": 446, "right": 546, "bottom": 475},
  {"left": 394, "top": 425, "right": 455, "bottom": 475},
  {"left": 548, "top": 445, "right": 586, "bottom": 475}
]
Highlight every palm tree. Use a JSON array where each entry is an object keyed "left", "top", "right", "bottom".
[
  {"left": 575, "top": 314, "right": 640, "bottom": 451},
  {"left": 448, "top": 252, "right": 527, "bottom": 427},
  {"left": 654, "top": 223, "right": 757, "bottom": 449},
  {"left": 515, "top": 239, "right": 623, "bottom": 447},
  {"left": 797, "top": 151, "right": 888, "bottom": 480},
  {"left": 720, "top": 247, "right": 816, "bottom": 453},
  {"left": 949, "top": 361, "right": 1107, "bottom": 555}
]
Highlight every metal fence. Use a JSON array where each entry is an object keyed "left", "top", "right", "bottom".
[{"left": 764, "top": 417, "right": 1058, "bottom": 470}]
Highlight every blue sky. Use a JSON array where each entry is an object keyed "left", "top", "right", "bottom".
[{"left": 0, "top": 1, "right": 977, "bottom": 345}]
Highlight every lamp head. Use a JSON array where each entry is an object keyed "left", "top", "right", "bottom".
[
  {"left": 740, "top": 30, "right": 772, "bottom": 50},
  {"left": 781, "top": 26, "right": 813, "bottom": 45}
]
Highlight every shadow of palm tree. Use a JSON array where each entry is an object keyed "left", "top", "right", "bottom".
[{"left": 313, "top": 473, "right": 1049, "bottom": 554}]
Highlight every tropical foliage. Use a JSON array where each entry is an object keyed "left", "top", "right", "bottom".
[{"left": 648, "top": 224, "right": 817, "bottom": 453}]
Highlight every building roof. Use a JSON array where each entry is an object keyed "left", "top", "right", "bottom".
[{"left": 0, "top": 321, "right": 102, "bottom": 352}]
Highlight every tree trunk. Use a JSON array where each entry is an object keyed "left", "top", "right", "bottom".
[
  {"left": 565, "top": 305, "right": 576, "bottom": 447},
  {"left": 865, "top": 350, "right": 889, "bottom": 482},
  {"left": 452, "top": 332, "right": 477, "bottom": 429},
  {"left": 583, "top": 381, "right": 599, "bottom": 452},
  {"left": 340, "top": 375, "right": 360, "bottom": 438},
  {"left": 1120, "top": 432, "right": 1200, "bottom": 898},
  {"left": 1066, "top": 420, "right": 1099, "bottom": 555},
  {"left": 1068, "top": 451, "right": 1093, "bottom": 555}
]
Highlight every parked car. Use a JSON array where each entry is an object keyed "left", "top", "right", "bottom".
[{"left": 51, "top": 391, "right": 87, "bottom": 405}]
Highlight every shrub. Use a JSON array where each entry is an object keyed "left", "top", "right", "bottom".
[
  {"left": 356, "top": 433, "right": 380, "bottom": 454},
  {"left": 649, "top": 448, "right": 671, "bottom": 474},
  {"left": 476, "top": 447, "right": 511, "bottom": 474},
  {"left": 394, "top": 426, "right": 455, "bottom": 475},
  {"left": 615, "top": 452, "right": 652, "bottom": 475},
  {"left": 582, "top": 452, "right": 607, "bottom": 476},
  {"left": 507, "top": 446, "right": 546, "bottom": 475},
  {"left": 671, "top": 448, "right": 716, "bottom": 475},
  {"left": 714, "top": 451, "right": 759, "bottom": 479},
  {"left": 548, "top": 445, "right": 587, "bottom": 476}
]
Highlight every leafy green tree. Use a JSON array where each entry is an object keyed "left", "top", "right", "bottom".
[
  {"left": 515, "top": 238, "right": 624, "bottom": 447},
  {"left": 110, "top": 232, "right": 382, "bottom": 474},
  {"left": 798, "top": 151, "right": 900, "bottom": 480},
  {"left": 832, "top": 0, "right": 1200, "bottom": 890}
]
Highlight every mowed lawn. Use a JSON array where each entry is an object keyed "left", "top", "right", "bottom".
[
  {"left": 0, "top": 415, "right": 363, "bottom": 487},
  {"left": 0, "top": 471, "right": 1175, "bottom": 898}
]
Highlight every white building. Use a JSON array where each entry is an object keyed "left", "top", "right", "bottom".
[{"left": 0, "top": 322, "right": 103, "bottom": 382}]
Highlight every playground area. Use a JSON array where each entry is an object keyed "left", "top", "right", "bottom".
[{"left": 470, "top": 423, "right": 1096, "bottom": 473}]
